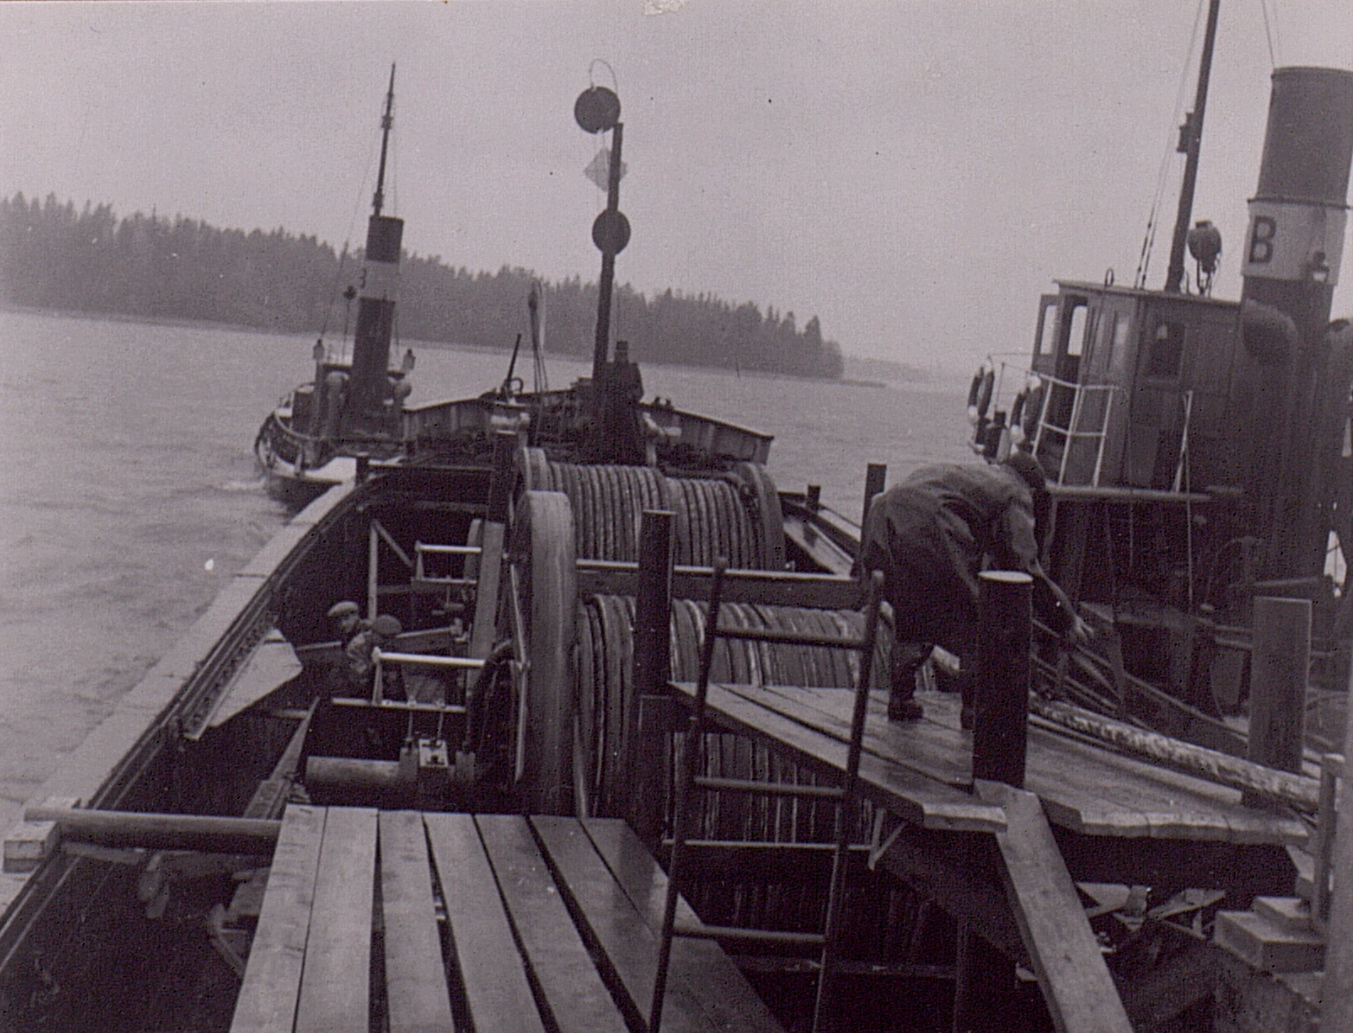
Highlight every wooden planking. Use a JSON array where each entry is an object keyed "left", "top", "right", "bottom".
[
  {"left": 378, "top": 811, "right": 454, "bottom": 1033},
  {"left": 739, "top": 683, "right": 972, "bottom": 787},
  {"left": 669, "top": 681, "right": 1005, "bottom": 832},
  {"left": 231, "top": 804, "right": 327, "bottom": 1033},
  {"left": 976, "top": 782, "right": 1133, "bottom": 1033},
  {"left": 295, "top": 806, "right": 378, "bottom": 1033},
  {"left": 474, "top": 814, "right": 629, "bottom": 1033},
  {"left": 534, "top": 816, "right": 784, "bottom": 1033},
  {"left": 744, "top": 682, "right": 1305, "bottom": 845},
  {"left": 576, "top": 817, "right": 787, "bottom": 1033},
  {"left": 529, "top": 816, "right": 691, "bottom": 1033},
  {"left": 423, "top": 813, "right": 546, "bottom": 1033}
]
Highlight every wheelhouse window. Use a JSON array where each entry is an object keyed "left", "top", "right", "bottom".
[{"left": 1146, "top": 321, "right": 1185, "bottom": 378}]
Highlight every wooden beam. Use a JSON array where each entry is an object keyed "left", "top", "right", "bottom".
[
  {"left": 295, "top": 806, "right": 378, "bottom": 1033},
  {"left": 630, "top": 510, "right": 673, "bottom": 840},
  {"left": 25, "top": 805, "right": 280, "bottom": 853},
  {"left": 474, "top": 814, "right": 629, "bottom": 1033},
  {"left": 424, "top": 812, "right": 546, "bottom": 1033},
  {"left": 379, "top": 810, "right": 454, "bottom": 1033},
  {"left": 972, "top": 571, "right": 1033, "bottom": 788},
  {"left": 576, "top": 817, "right": 786, "bottom": 1033},
  {"left": 1320, "top": 667, "right": 1353, "bottom": 1031},
  {"left": 230, "top": 804, "right": 326, "bottom": 1033},
  {"left": 976, "top": 782, "right": 1132, "bottom": 1033},
  {"left": 1246, "top": 597, "right": 1310, "bottom": 800}
]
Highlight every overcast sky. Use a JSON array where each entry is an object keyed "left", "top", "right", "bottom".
[{"left": 3, "top": 1, "right": 1351, "bottom": 370}]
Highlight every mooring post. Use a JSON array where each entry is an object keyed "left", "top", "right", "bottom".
[
  {"left": 485, "top": 430, "right": 516, "bottom": 525},
  {"left": 860, "top": 463, "right": 887, "bottom": 548},
  {"left": 1245, "top": 596, "right": 1310, "bottom": 806},
  {"left": 955, "top": 570, "right": 1031, "bottom": 1033},
  {"left": 1320, "top": 661, "right": 1353, "bottom": 1031},
  {"left": 630, "top": 509, "right": 674, "bottom": 843},
  {"left": 971, "top": 571, "right": 1034, "bottom": 788}
]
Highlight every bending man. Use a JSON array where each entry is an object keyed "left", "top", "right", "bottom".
[{"left": 856, "top": 451, "right": 1089, "bottom": 725}]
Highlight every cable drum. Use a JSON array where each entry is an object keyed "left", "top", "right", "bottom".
[
  {"left": 573, "top": 594, "right": 891, "bottom": 833},
  {"left": 531, "top": 458, "right": 780, "bottom": 568}
]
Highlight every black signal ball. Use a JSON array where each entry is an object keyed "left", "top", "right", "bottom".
[
  {"left": 575, "top": 86, "right": 621, "bottom": 133},
  {"left": 592, "top": 209, "right": 631, "bottom": 255}
]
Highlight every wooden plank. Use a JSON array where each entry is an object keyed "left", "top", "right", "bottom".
[
  {"left": 670, "top": 681, "right": 1005, "bottom": 832},
  {"left": 378, "top": 811, "right": 454, "bottom": 1033},
  {"left": 231, "top": 804, "right": 327, "bottom": 1033},
  {"left": 577, "top": 817, "right": 786, "bottom": 1033},
  {"left": 976, "top": 782, "right": 1133, "bottom": 1033},
  {"left": 755, "top": 683, "right": 1306, "bottom": 845},
  {"left": 295, "top": 806, "right": 378, "bottom": 1033},
  {"left": 474, "top": 814, "right": 629, "bottom": 1033},
  {"left": 739, "top": 683, "right": 972, "bottom": 787},
  {"left": 423, "top": 813, "right": 545, "bottom": 1033},
  {"left": 533, "top": 816, "right": 785, "bottom": 1033}
]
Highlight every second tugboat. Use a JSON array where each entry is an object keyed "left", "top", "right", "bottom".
[{"left": 254, "top": 65, "right": 415, "bottom": 507}]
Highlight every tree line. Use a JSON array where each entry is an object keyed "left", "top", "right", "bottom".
[{"left": 0, "top": 193, "right": 845, "bottom": 379}]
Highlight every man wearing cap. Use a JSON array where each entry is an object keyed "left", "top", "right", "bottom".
[
  {"left": 327, "top": 600, "right": 369, "bottom": 648},
  {"left": 324, "top": 602, "right": 371, "bottom": 696},
  {"left": 855, "top": 451, "right": 1089, "bottom": 726}
]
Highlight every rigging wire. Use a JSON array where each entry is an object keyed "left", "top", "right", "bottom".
[
  {"left": 1259, "top": 0, "right": 1281, "bottom": 69},
  {"left": 1135, "top": 0, "right": 1209, "bottom": 289},
  {"left": 320, "top": 90, "right": 389, "bottom": 363}
]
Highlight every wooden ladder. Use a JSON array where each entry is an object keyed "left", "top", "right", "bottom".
[{"left": 650, "top": 559, "right": 885, "bottom": 1033}]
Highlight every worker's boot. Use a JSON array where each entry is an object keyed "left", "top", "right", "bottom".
[{"left": 887, "top": 645, "right": 926, "bottom": 722}]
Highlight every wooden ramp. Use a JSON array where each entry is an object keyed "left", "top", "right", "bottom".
[
  {"left": 670, "top": 681, "right": 1308, "bottom": 847},
  {"left": 230, "top": 804, "right": 785, "bottom": 1033},
  {"left": 976, "top": 781, "right": 1133, "bottom": 1033}
]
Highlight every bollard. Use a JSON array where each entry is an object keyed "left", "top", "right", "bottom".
[
  {"left": 1245, "top": 596, "right": 1310, "bottom": 807},
  {"left": 860, "top": 463, "right": 887, "bottom": 541},
  {"left": 630, "top": 509, "right": 674, "bottom": 839},
  {"left": 485, "top": 430, "right": 516, "bottom": 524},
  {"left": 971, "top": 570, "right": 1033, "bottom": 788}
]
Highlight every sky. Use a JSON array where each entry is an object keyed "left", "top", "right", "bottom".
[{"left": 2, "top": 0, "right": 1352, "bottom": 371}]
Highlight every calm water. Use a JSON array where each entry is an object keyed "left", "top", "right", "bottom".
[{"left": 0, "top": 308, "right": 969, "bottom": 831}]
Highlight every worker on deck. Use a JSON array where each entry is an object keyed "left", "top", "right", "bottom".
[
  {"left": 327, "top": 600, "right": 368, "bottom": 647},
  {"left": 324, "top": 601, "right": 370, "bottom": 697},
  {"left": 856, "top": 450, "right": 1090, "bottom": 727}
]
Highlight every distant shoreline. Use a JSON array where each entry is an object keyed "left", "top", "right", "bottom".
[{"left": 5, "top": 303, "right": 961, "bottom": 389}]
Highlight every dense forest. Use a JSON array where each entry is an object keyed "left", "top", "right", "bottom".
[{"left": 0, "top": 193, "right": 845, "bottom": 379}]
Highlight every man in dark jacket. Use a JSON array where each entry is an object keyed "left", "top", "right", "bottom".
[{"left": 856, "top": 451, "right": 1089, "bottom": 725}]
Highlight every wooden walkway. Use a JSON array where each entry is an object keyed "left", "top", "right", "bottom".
[
  {"left": 230, "top": 806, "right": 784, "bottom": 1033},
  {"left": 671, "top": 682, "right": 1308, "bottom": 848}
]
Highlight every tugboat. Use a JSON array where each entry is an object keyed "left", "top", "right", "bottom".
[
  {"left": 254, "top": 65, "right": 415, "bottom": 507},
  {"left": 965, "top": 27, "right": 1353, "bottom": 756}
]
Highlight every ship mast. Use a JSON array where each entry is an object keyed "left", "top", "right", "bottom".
[
  {"left": 1164, "top": 0, "right": 1221, "bottom": 293},
  {"left": 372, "top": 64, "right": 396, "bottom": 217}
]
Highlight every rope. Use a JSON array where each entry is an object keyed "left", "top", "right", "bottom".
[{"left": 1135, "top": 0, "right": 1209, "bottom": 289}]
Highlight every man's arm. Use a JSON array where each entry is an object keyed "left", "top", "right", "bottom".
[{"left": 1028, "top": 558, "right": 1091, "bottom": 645}]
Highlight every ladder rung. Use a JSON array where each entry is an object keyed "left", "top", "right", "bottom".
[
  {"left": 711, "top": 625, "right": 865, "bottom": 651},
  {"left": 692, "top": 776, "right": 845, "bottom": 800},
  {"left": 673, "top": 922, "right": 826, "bottom": 948}
]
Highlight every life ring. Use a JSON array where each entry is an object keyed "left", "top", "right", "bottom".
[{"left": 967, "top": 364, "right": 995, "bottom": 426}]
